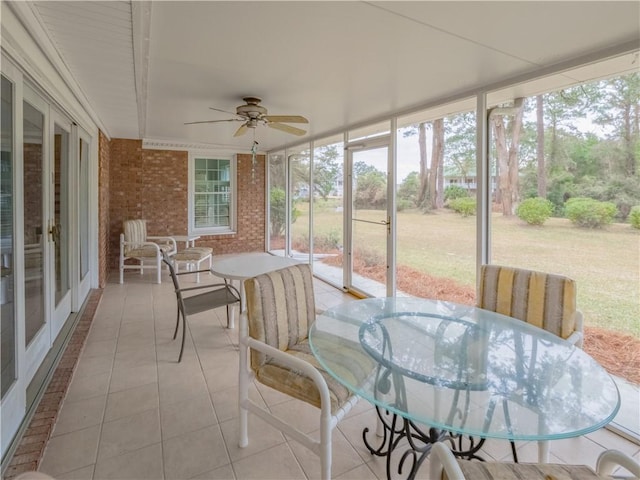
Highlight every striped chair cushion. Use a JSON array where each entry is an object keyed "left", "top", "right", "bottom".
[
  {"left": 450, "top": 461, "right": 603, "bottom": 480},
  {"left": 123, "top": 219, "right": 147, "bottom": 255},
  {"left": 245, "top": 263, "right": 364, "bottom": 414},
  {"left": 478, "top": 265, "right": 577, "bottom": 340},
  {"left": 174, "top": 247, "right": 213, "bottom": 261},
  {"left": 126, "top": 245, "right": 160, "bottom": 258}
]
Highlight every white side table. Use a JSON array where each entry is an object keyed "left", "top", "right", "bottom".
[{"left": 172, "top": 234, "right": 201, "bottom": 249}]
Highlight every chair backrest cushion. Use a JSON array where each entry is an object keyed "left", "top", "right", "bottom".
[
  {"left": 123, "top": 219, "right": 148, "bottom": 254},
  {"left": 452, "top": 460, "right": 601, "bottom": 480},
  {"left": 478, "top": 264, "right": 577, "bottom": 340},
  {"left": 244, "top": 263, "right": 316, "bottom": 370}
]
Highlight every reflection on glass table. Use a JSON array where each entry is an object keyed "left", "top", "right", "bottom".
[{"left": 309, "top": 297, "right": 620, "bottom": 480}]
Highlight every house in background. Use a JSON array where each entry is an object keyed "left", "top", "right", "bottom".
[{"left": 1, "top": 1, "right": 639, "bottom": 469}]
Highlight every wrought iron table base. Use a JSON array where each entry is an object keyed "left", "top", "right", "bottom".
[{"left": 363, "top": 406, "right": 486, "bottom": 480}]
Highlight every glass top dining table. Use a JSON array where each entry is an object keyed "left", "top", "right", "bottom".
[{"left": 309, "top": 297, "right": 620, "bottom": 445}]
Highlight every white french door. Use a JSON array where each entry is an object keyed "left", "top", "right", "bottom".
[
  {"left": 74, "top": 128, "right": 92, "bottom": 305},
  {"left": 49, "top": 109, "right": 72, "bottom": 340}
]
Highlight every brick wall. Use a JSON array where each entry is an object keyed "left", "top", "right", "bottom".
[
  {"left": 108, "top": 141, "right": 265, "bottom": 271},
  {"left": 23, "top": 143, "right": 43, "bottom": 245},
  {"left": 98, "top": 131, "right": 110, "bottom": 287}
]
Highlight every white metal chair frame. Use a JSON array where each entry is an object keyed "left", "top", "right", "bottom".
[
  {"left": 238, "top": 313, "right": 358, "bottom": 480},
  {"left": 119, "top": 220, "right": 177, "bottom": 284}
]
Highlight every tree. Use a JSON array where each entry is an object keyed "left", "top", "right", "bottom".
[
  {"left": 398, "top": 171, "right": 420, "bottom": 207},
  {"left": 492, "top": 102, "right": 525, "bottom": 216},
  {"left": 589, "top": 73, "right": 640, "bottom": 177},
  {"left": 536, "top": 95, "right": 546, "bottom": 197},
  {"left": 313, "top": 145, "right": 341, "bottom": 200},
  {"left": 431, "top": 118, "right": 444, "bottom": 209},
  {"left": 354, "top": 165, "right": 386, "bottom": 209}
]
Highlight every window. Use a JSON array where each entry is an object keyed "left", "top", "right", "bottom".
[{"left": 189, "top": 154, "right": 236, "bottom": 235}]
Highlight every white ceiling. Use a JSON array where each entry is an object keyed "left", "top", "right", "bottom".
[{"left": 28, "top": 1, "right": 640, "bottom": 152}]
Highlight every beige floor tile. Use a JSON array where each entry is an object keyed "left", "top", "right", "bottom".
[
  {"left": 219, "top": 416, "right": 287, "bottom": 462},
  {"left": 160, "top": 392, "right": 218, "bottom": 440},
  {"left": 210, "top": 384, "right": 264, "bottom": 423},
  {"left": 158, "top": 368, "right": 209, "bottom": 405},
  {"left": 85, "top": 325, "right": 120, "bottom": 343},
  {"left": 202, "top": 362, "right": 240, "bottom": 394},
  {"left": 190, "top": 464, "right": 236, "bottom": 480},
  {"left": 289, "top": 427, "right": 365, "bottom": 480},
  {"left": 163, "top": 425, "right": 230, "bottom": 480},
  {"left": 115, "top": 332, "right": 156, "bottom": 353},
  {"left": 39, "top": 425, "right": 101, "bottom": 477},
  {"left": 231, "top": 443, "right": 306, "bottom": 480},
  {"left": 66, "top": 372, "right": 111, "bottom": 403},
  {"left": 53, "top": 395, "right": 107, "bottom": 437},
  {"left": 112, "top": 344, "right": 157, "bottom": 371},
  {"left": 73, "top": 353, "right": 114, "bottom": 380},
  {"left": 94, "top": 442, "right": 164, "bottom": 480},
  {"left": 104, "top": 382, "right": 159, "bottom": 422},
  {"left": 270, "top": 399, "right": 322, "bottom": 435},
  {"left": 98, "top": 408, "right": 161, "bottom": 461},
  {"left": 338, "top": 410, "right": 381, "bottom": 461},
  {"left": 108, "top": 363, "right": 157, "bottom": 393},
  {"left": 586, "top": 427, "right": 640, "bottom": 457},
  {"left": 55, "top": 464, "right": 95, "bottom": 480},
  {"left": 334, "top": 462, "right": 378, "bottom": 480},
  {"left": 81, "top": 338, "right": 117, "bottom": 359}
]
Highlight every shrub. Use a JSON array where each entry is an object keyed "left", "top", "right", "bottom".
[
  {"left": 565, "top": 197, "right": 617, "bottom": 228},
  {"left": 516, "top": 197, "right": 554, "bottom": 225},
  {"left": 629, "top": 206, "right": 640, "bottom": 229},
  {"left": 444, "top": 185, "right": 468, "bottom": 201},
  {"left": 448, "top": 197, "right": 476, "bottom": 217}
]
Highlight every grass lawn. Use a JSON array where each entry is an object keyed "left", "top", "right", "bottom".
[{"left": 294, "top": 202, "right": 639, "bottom": 337}]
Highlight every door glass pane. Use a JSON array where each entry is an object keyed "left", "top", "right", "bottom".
[
  {"left": 267, "top": 151, "right": 286, "bottom": 256},
  {"left": 396, "top": 108, "right": 477, "bottom": 303},
  {"left": 23, "top": 100, "right": 45, "bottom": 346},
  {"left": 312, "top": 135, "right": 344, "bottom": 286},
  {"left": 54, "top": 124, "right": 69, "bottom": 305},
  {"left": 351, "top": 147, "right": 388, "bottom": 296},
  {"left": 489, "top": 72, "right": 639, "bottom": 439},
  {"left": 288, "top": 145, "right": 310, "bottom": 262},
  {"left": 1, "top": 75, "right": 16, "bottom": 398},
  {"left": 79, "top": 138, "right": 89, "bottom": 279}
]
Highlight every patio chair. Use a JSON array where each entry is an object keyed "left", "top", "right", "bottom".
[
  {"left": 478, "top": 264, "right": 583, "bottom": 347},
  {"left": 429, "top": 441, "right": 640, "bottom": 479},
  {"left": 162, "top": 251, "right": 240, "bottom": 362},
  {"left": 238, "top": 264, "right": 360, "bottom": 480},
  {"left": 119, "top": 219, "right": 177, "bottom": 284},
  {"left": 477, "top": 264, "right": 584, "bottom": 463}
]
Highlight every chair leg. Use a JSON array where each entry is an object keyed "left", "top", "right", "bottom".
[
  {"left": 156, "top": 256, "right": 162, "bottom": 284},
  {"left": 173, "top": 305, "right": 180, "bottom": 340},
  {"left": 239, "top": 316, "right": 249, "bottom": 448},
  {"left": 320, "top": 412, "right": 332, "bottom": 480},
  {"left": 178, "top": 310, "right": 186, "bottom": 362}
]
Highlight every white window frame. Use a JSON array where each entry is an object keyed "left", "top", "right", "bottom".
[{"left": 188, "top": 152, "right": 237, "bottom": 235}]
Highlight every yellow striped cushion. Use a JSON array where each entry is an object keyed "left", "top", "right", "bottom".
[
  {"left": 174, "top": 247, "right": 213, "bottom": 261},
  {"left": 450, "top": 460, "right": 602, "bottom": 479},
  {"left": 478, "top": 265, "right": 577, "bottom": 340},
  {"left": 123, "top": 219, "right": 148, "bottom": 255},
  {"left": 244, "top": 263, "right": 365, "bottom": 413},
  {"left": 245, "top": 264, "right": 316, "bottom": 363}
]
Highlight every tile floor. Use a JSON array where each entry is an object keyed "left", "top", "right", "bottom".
[{"left": 37, "top": 265, "right": 640, "bottom": 480}]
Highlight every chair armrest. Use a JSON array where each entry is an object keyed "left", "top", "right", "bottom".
[
  {"left": 148, "top": 236, "right": 177, "bottom": 252},
  {"left": 177, "top": 283, "right": 240, "bottom": 298},
  {"left": 596, "top": 449, "right": 640, "bottom": 477},
  {"left": 429, "top": 442, "right": 465, "bottom": 480}
]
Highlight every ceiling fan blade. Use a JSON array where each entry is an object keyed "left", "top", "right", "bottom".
[
  {"left": 263, "top": 115, "right": 309, "bottom": 124},
  {"left": 268, "top": 122, "right": 307, "bottom": 136},
  {"left": 209, "top": 106, "right": 241, "bottom": 116},
  {"left": 234, "top": 124, "right": 249, "bottom": 137},
  {"left": 184, "top": 118, "right": 241, "bottom": 125}
]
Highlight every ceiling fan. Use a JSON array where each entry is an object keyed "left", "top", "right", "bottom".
[{"left": 185, "top": 96, "right": 308, "bottom": 137}]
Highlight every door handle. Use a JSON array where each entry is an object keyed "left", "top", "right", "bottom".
[{"left": 48, "top": 223, "right": 60, "bottom": 242}]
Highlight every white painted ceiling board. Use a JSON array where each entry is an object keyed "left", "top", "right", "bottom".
[
  {"left": 22, "top": 1, "right": 640, "bottom": 151},
  {"left": 33, "top": 0, "right": 139, "bottom": 138}
]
